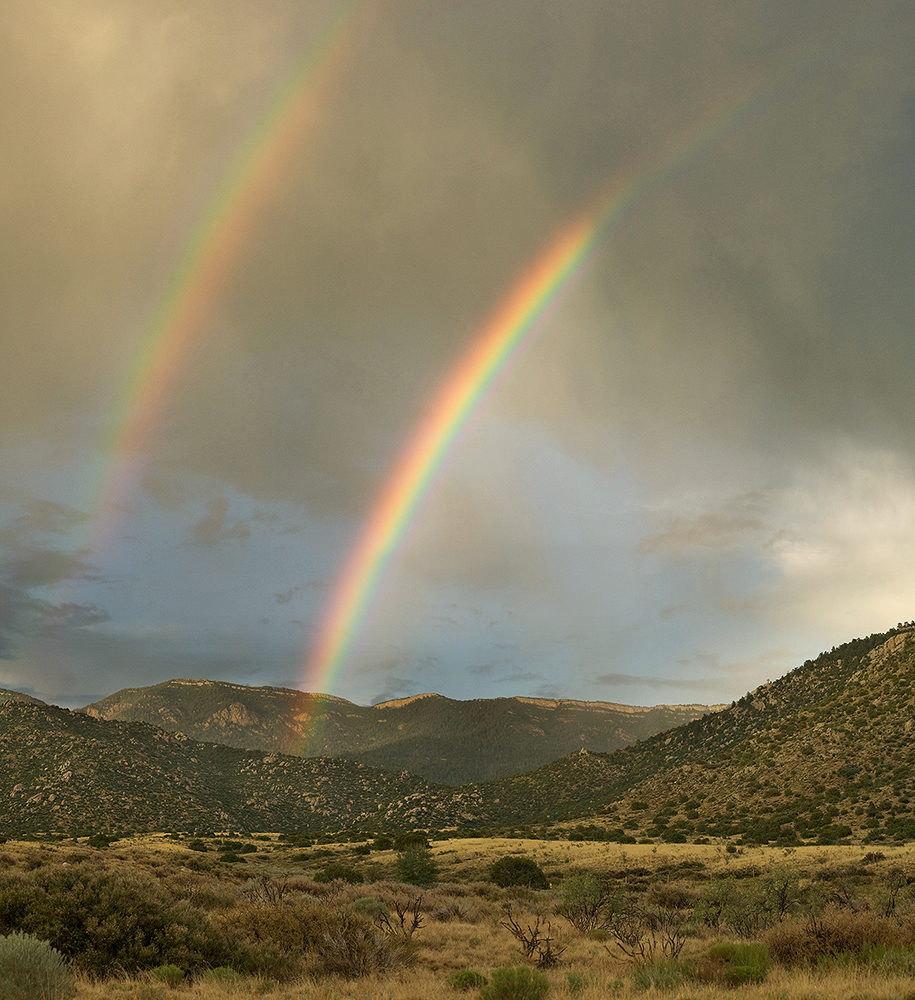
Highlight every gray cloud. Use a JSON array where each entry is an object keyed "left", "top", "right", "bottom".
[
  {"left": 5, "top": 0, "right": 912, "bottom": 515},
  {"left": 187, "top": 497, "right": 250, "bottom": 546},
  {"left": 370, "top": 677, "right": 418, "bottom": 706},
  {"left": 592, "top": 672, "right": 729, "bottom": 694}
]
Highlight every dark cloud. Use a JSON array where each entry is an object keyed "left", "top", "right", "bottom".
[
  {"left": 186, "top": 497, "right": 250, "bottom": 546},
  {"left": 370, "top": 677, "right": 418, "bottom": 706},
  {"left": 273, "top": 581, "right": 322, "bottom": 605},
  {"left": 0, "top": 583, "right": 110, "bottom": 661},
  {"left": 0, "top": 500, "right": 89, "bottom": 546},
  {"left": 592, "top": 672, "right": 728, "bottom": 694},
  {"left": 5, "top": 0, "right": 912, "bottom": 515}
]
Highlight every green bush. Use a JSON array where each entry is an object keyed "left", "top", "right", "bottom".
[
  {"left": 488, "top": 856, "right": 549, "bottom": 890},
  {"left": 446, "top": 968, "right": 488, "bottom": 990},
  {"left": 314, "top": 862, "right": 364, "bottom": 884},
  {"left": 632, "top": 958, "right": 687, "bottom": 991},
  {"left": 394, "top": 846, "right": 439, "bottom": 887},
  {"left": 393, "top": 832, "right": 430, "bottom": 851},
  {"left": 565, "top": 971, "right": 586, "bottom": 995},
  {"left": 480, "top": 965, "right": 549, "bottom": 1000},
  {"left": 0, "top": 931, "right": 75, "bottom": 1000},
  {"left": 698, "top": 942, "right": 770, "bottom": 985},
  {"left": 149, "top": 963, "right": 184, "bottom": 987},
  {"left": 0, "top": 865, "right": 250, "bottom": 976},
  {"left": 557, "top": 872, "right": 613, "bottom": 931}
]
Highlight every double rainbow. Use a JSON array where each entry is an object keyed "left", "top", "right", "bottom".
[{"left": 76, "top": 2, "right": 882, "bottom": 703}]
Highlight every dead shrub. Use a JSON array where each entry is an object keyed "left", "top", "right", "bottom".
[{"left": 315, "top": 911, "right": 415, "bottom": 978}]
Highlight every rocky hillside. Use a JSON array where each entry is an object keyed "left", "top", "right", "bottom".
[
  {"left": 0, "top": 700, "right": 489, "bottom": 836},
  {"left": 483, "top": 625, "right": 915, "bottom": 846},
  {"left": 82, "top": 682, "right": 720, "bottom": 784}
]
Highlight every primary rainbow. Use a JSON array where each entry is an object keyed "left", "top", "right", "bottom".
[
  {"left": 302, "top": 17, "right": 861, "bottom": 695},
  {"left": 87, "top": 4, "right": 363, "bottom": 543},
  {"left": 303, "top": 192, "right": 622, "bottom": 690}
]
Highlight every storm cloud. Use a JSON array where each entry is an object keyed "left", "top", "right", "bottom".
[{"left": 3, "top": 0, "right": 915, "bottom": 706}]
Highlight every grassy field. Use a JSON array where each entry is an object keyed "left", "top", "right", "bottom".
[{"left": 4, "top": 834, "right": 915, "bottom": 999}]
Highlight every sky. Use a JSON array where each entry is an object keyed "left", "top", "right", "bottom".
[{"left": 3, "top": 0, "right": 915, "bottom": 711}]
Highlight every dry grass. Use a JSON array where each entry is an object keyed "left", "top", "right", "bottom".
[
  {"left": 7, "top": 836, "right": 915, "bottom": 999},
  {"left": 70, "top": 964, "right": 915, "bottom": 1000}
]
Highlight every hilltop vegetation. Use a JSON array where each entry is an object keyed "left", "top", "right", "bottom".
[{"left": 0, "top": 701, "right": 476, "bottom": 836}]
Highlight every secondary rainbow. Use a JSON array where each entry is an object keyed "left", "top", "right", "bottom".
[{"left": 86, "top": 4, "right": 363, "bottom": 545}]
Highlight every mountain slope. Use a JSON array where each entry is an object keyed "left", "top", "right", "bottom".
[
  {"left": 0, "top": 700, "right": 488, "bottom": 835},
  {"left": 477, "top": 626, "right": 915, "bottom": 845},
  {"left": 82, "top": 682, "right": 721, "bottom": 784}
]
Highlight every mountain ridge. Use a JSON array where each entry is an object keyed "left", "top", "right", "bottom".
[
  {"left": 5, "top": 624, "right": 915, "bottom": 843},
  {"left": 81, "top": 684, "right": 723, "bottom": 785}
]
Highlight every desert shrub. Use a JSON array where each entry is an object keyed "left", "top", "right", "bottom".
[
  {"left": 565, "top": 971, "right": 586, "bottom": 994},
  {"left": 764, "top": 906, "right": 914, "bottom": 966},
  {"left": 314, "top": 863, "right": 363, "bottom": 884},
  {"left": 0, "top": 931, "right": 75, "bottom": 1000},
  {"left": 479, "top": 965, "right": 549, "bottom": 1000},
  {"left": 426, "top": 892, "right": 483, "bottom": 923},
  {"left": 697, "top": 876, "right": 775, "bottom": 936},
  {"left": 149, "top": 963, "right": 184, "bottom": 986},
  {"left": 393, "top": 832, "right": 430, "bottom": 851},
  {"left": 645, "top": 880, "right": 698, "bottom": 911},
  {"left": 557, "top": 872, "right": 615, "bottom": 932},
  {"left": 394, "top": 846, "right": 439, "bottom": 886},
  {"left": 348, "top": 896, "right": 390, "bottom": 921},
  {"left": 631, "top": 957, "right": 686, "bottom": 991},
  {"left": 446, "top": 968, "right": 488, "bottom": 990},
  {"left": 500, "top": 906, "right": 566, "bottom": 968},
  {"left": 695, "top": 942, "right": 770, "bottom": 985},
  {"left": 227, "top": 898, "right": 414, "bottom": 978},
  {"left": 489, "top": 856, "right": 549, "bottom": 890},
  {"left": 315, "top": 910, "right": 415, "bottom": 978},
  {"left": 203, "top": 966, "right": 244, "bottom": 985},
  {"left": 0, "top": 865, "right": 245, "bottom": 976},
  {"left": 226, "top": 899, "right": 341, "bottom": 954}
]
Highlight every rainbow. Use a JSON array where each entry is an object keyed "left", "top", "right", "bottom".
[
  {"left": 302, "top": 191, "right": 623, "bottom": 690},
  {"left": 301, "top": 20, "right": 862, "bottom": 695},
  {"left": 87, "top": 4, "right": 364, "bottom": 542}
]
